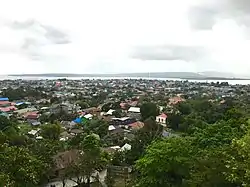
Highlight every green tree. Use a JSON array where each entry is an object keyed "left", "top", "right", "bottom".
[
  {"left": 0, "top": 115, "right": 13, "bottom": 131},
  {"left": 84, "top": 119, "right": 109, "bottom": 138},
  {"left": 0, "top": 173, "right": 12, "bottom": 186},
  {"left": 0, "top": 144, "right": 47, "bottom": 187},
  {"left": 126, "top": 117, "right": 163, "bottom": 165},
  {"left": 188, "top": 146, "right": 235, "bottom": 187},
  {"left": 77, "top": 101, "right": 89, "bottom": 109},
  {"left": 67, "top": 134, "right": 109, "bottom": 186},
  {"left": 40, "top": 123, "right": 61, "bottom": 140},
  {"left": 168, "top": 113, "right": 182, "bottom": 131},
  {"left": 176, "top": 102, "right": 192, "bottom": 115},
  {"left": 140, "top": 102, "right": 159, "bottom": 120},
  {"left": 112, "top": 110, "right": 122, "bottom": 118},
  {"left": 50, "top": 96, "right": 60, "bottom": 104},
  {"left": 225, "top": 129, "right": 250, "bottom": 186},
  {"left": 102, "top": 103, "right": 112, "bottom": 112},
  {"left": 136, "top": 137, "right": 194, "bottom": 187},
  {"left": 135, "top": 114, "right": 248, "bottom": 187}
]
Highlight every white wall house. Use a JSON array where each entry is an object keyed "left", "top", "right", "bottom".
[
  {"left": 128, "top": 107, "right": 140, "bottom": 113},
  {"left": 156, "top": 113, "right": 167, "bottom": 126}
]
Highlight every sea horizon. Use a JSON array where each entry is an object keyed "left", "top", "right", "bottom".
[{"left": 0, "top": 75, "right": 250, "bottom": 85}]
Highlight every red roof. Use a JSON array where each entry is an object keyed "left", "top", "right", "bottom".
[
  {"left": 120, "top": 102, "right": 127, "bottom": 109},
  {"left": 128, "top": 121, "right": 144, "bottom": 129},
  {"left": 0, "top": 106, "right": 17, "bottom": 112},
  {"left": 0, "top": 101, "right": 11, "bottom": 105},
  {"left": 24, "top": 112, "right": 39, "bottom": 119},
  {"left": 157, "top": 113, "right": 168, "bottom": 118},
  {"left": 169, "top": 97, "right": 185, "bottom": 105},
  {"left": 129, "top": 101, "right": 138, "bottom": 107}
]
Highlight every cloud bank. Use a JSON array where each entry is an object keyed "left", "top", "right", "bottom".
[{"left": 0, "top": 0, "right": 249, "bottom": 74}]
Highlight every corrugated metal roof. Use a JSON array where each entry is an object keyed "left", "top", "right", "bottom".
[{"left": 0, "top": 97, "right": 9, "bottom": 101}]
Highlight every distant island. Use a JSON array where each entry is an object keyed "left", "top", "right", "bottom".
[{"left": 8, "top": 72, "right": 250, "bottom": 80}]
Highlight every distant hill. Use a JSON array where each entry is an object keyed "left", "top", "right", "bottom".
[{"left": 8, "top": 72, "right": 250, "bottom": 80}]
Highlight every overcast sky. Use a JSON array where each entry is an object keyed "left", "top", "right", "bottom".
[{"left": 0, "top": 0, "right": 250, "bottom": 74}]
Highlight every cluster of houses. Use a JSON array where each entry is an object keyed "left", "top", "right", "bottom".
[
  {"left": 1, "top": 78, "right": 244, "bottom": 186},
  {"left": 1, "top": 78, "right": 239, "bottom": 144}
]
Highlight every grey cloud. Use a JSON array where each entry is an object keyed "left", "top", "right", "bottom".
[
  {"left": 11, "top": 19, "right": 37, "bottom": 29},
  {"left": 228, "top": 0, "right": 250, "bottom": 14},
  {"left": 9, "top": 19, "right": 70, "bottom": 45},
  {"left": 43, "top": 25, "right": 70, "bottom": 44},
  {"left": 4, "top": 19, "right": 71, "bottom": 60},
  {"left": 131, "top": 45, "right": 207, "bottom": 61},
  {"left": 188, "top": 0, "right": 250, "bottom": 30},
  {"left": 21, "top": 38, "right": 41, "bottom": 50},
  {"left": 188, "top": 6, "right": 220, "bottom": 30}
]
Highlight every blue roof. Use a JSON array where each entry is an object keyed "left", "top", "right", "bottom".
[
  {"left": 16, "top": 102, "right": 24, "bottom": 104},
  {"left": 73, "top": 118, "right": 82, "bottom": 124},
  {"left": 16, "top": 102, "right": 26, "bottom": 106},
  {"left": 0, "top": 97, "right": 9, "bottom": 101}
]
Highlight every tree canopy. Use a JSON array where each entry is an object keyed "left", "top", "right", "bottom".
[{"left": 140, "top": 102, "right": 159, "bottom": 120}]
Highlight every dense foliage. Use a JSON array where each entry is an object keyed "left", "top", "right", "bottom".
[
  {"left": 2, "top": 87, "right": 250, "bottom": 187},
  {"left": 133, "top": 98, "right": 250, "bottom": 187}
]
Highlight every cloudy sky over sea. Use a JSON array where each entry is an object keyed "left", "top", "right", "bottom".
[{"left": 0, "top": 0, "right": 250, "bottom": 74}]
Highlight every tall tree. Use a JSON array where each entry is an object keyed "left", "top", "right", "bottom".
[
  {"left": 225, "top": 130, "right": 250, "bottom": 186},
  {"left": 67, "top": 134, "right": 109, "bottom": 186},
  {"left": 40, "top": 123, "right": 61, "bottom": 140},
  {"left": 0, "top": 144, "right": 47, "bottom": 187},
  {"left": 140, "top": 102, "right": 159, "bottom": 120},
  {"left": 136, "top": 137, "right": 194, "bottom": 187},
  {"left": 84, "top": 119, "right": 109, "bottom": 138}
]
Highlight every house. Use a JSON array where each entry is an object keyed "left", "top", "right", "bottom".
[
  {"left": 108, "top": 125, "right": 116, "bottom": 131},
  {"left": 60, "top": 131, "right": 73, "bottom": 140},
  {"left": 15, "top": 107, "right": 37, "bottom": 116},
  {"left": 82, "top": 107, "right": 100, "bottom": 115},
  {"left": 0, "top": 106, "right": 17, "bottom": 113},
  {"left": 102, "top": 146, "right": 121, "bottom": 154},
  {"left": 162, "top": 130, "right": 177, "bottom": 137},
  {"left": 83, "top": 113, "right": 93, "bottom": 120},
  {"left": 40, "top": 106, "right": 50, "bottom": 111},
  {"left": 128, "top": 101, "right": 138, "bottom": 107},
  {"left": 70, "top": 128, "right": 84, "bottom": 136},
  {"left": 53, "top": 149, "right": 80, "bottom": 178},
  {"left": 98, "top": 114, "right": 114, "bottom": 122},
  {"left": 0, "top": 101, "right": 11, "bottom": 107},
  {"left": 73, "top": 116, "right": 88, "bottom": 124},
  {"left": 169, "top": 96, "right": 185, "bottom": 105},
  {"left": 50, "top": 104, "right": 70, "bottom": 114},
  {"left": 108, "top": 126, "right": 125, "bottom": 135},
  {"left": 0, "top": 97, "right": 9, "bottom": 101},
  {"left": 15, "top": 102, "right": 31, "bottom": 107},
  {"left": 61, "top": 121, "right": 76, "bottom": 129},
  {"left": 119, "top": 143, "right": 132, "bottom": 152},
  {"left": 28, "top": 129, "right": 40, "bottom": 136},
  {"left": 156, "top": 113, "right": 168, "bottom": 126},
  {"left": 111, "top": 117, "right": 136, "bottom": 126},
  {"left": 128, "top": 107, "right": 141, "bottom": 119},
  {"left": 0, "top": 99, "right": 16, "bottom": 113},
  {"left": 28, "top": 120, "right": 41, "bottom": 126},
  {"left": 105, "top": 109, "right": 115, "bottom": 116},
  {"left": 120, "top": 102, "right": 128, "bottom": 110},
  {"left": 128, "top": 121, "right": 144, "bottom": 130},
  {"left": 24, "top": 111, "right": 39, "bottom": 120},
  {"left": 128, "top": 107, "right": 140, "bottom": 113}
]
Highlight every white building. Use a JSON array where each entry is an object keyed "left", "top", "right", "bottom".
[
  {"left": 128, "top": 107, "right": 140, "bottom": 113},
  {"left": 156, "top": 113, "right": 167, "bottom": 126}
]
